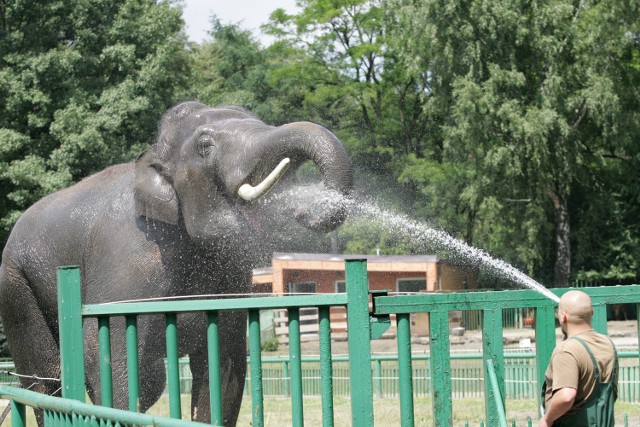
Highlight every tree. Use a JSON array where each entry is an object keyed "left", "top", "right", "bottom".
[
  {"left": 263, "top": 0, "right": 431, "bottom": 168},
  {"left": 184, "top": 18, "right": 267, "bottom": 110},
  {"left": 0, "top": 0, "right": 190, "bottom": 244},
  {"left": 393, "top": 0, "right": 640, "bottom": 285}
]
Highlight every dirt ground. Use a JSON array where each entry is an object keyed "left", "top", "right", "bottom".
[{"left": 273, "top": 320, "right": 639, "bottom": 356}]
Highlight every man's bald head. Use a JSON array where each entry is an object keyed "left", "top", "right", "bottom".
[{"left": 558, "top": 290, "right": 594, "bottom": 325}]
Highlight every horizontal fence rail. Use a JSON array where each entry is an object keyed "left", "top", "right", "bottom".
[{"left": 0, "top": 385, "right": 209, "bottom": 427}]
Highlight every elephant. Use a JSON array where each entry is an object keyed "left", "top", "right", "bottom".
[{"left": 0, "top": 101, "right": 353, "bottom": 425}]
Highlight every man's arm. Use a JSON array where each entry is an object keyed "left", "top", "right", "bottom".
[{"left": 539, "top": 387, "right": 577, "bottom": 427}]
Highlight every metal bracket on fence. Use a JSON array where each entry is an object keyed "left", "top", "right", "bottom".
[{"left": 370, "top": 290, "right": 391, "bottom": 340}]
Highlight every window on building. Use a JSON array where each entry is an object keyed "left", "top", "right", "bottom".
[
  {"left": 397, "top": 278, "right": 427, "bottom": 293},
  {"left": 335, "top": 280, "right": 346, "bottom": 293},
  {"left": 288, "top": 282, "right": 317, "bottom": 294}
]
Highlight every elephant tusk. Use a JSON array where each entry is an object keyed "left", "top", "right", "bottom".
[{"left": 237, "top": 158, "right": 291, "bottom": 201}]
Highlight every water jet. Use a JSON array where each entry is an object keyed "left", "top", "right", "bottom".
[{"left": 264, "top": 186, "right": 560, "bottom": 303}]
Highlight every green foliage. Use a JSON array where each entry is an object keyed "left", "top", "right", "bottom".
[
  {"left": 391, "top": 0, "right": 640, "bottom": 285},
  {"left": 262, "top": 0, "right": 431, "bottom": 164},
  {"left": 185, "top": 0, "right": 639, "bottom": 284},
  {"left": 183, "top": 18, "right": 266, "bottom": 109},
  {"left": 0, "top": 0, "right": 190, "bottom": 242},
  {"left": 260, "top": 337, "right": 280, "bottom": 352},
  {"left": 1, "top": 0, "right": 637, "bottom": 288}
]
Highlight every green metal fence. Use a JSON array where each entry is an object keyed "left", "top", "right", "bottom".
[
  {"left": 0, "top": 260, "right": 638, "bottom": 426},
  {"left": 463, "top": 308, "right": 530, "bottom": 329},
  {"left": 0, "top": 384, "right": 209, "bottom": 427},
  {"left": 138, "top": 351, "right": 637, "bottom": 402},
  {"left": 255, "top": 351, "right": 639, "bottom": 401},
  {"left": 4, "top": 351, "right": 636, "bottom": 402}
]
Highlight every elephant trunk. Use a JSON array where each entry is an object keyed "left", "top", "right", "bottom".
[{"left": 246, "top": 122, "right": 353, "bottom": 233}]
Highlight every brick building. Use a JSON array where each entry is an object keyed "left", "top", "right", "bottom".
[
  {"left": 252, "top": 252, "right": 477, "bottom": 295},
  {"left": 252, "top": 253, "right": 478, "bottom": 340}
]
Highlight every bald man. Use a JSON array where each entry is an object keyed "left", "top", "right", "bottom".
[{"left": 539, "top": 290, "right": 618, "bottom": 427}]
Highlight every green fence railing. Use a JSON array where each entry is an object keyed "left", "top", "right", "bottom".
[
  {"left": 3, "top": 350, "right": 637, "bottom": 402},
  {"left": 0, "top": 385, "right": 209, "bottom": 427},
  {"left": 371, "top": 283, "right": 640, "bottom": 426},
  {"left": 0, "top": 260, "right": 638, "bottom": 427}
]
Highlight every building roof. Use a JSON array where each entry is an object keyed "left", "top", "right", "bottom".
[{"left": 271, "top": 252, "right": 439, "bottom": 263}]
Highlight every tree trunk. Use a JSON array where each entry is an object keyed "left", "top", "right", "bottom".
[{"left": 548, "top": 189, "right": 571, "bottom": 287}]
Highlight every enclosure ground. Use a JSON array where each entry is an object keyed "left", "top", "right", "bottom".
[{"left": 3, "top": 395, "right": 639, "bottom": 427}]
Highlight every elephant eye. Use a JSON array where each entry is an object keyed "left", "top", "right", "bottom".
[{"left": 196, "top": 135, "right": 216, "bottom": 157}]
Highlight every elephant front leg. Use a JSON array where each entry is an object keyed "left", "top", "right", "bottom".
[{"left": 189, "top": 310, "right": 247, "bottom": 426}]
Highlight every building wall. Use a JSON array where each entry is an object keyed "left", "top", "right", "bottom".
[
  {"left": 283, "top": 270, "right": 343, "bottom": 293},
  {"left": 439, "top": 263, "right": 478, "bottom": 291},
  {"left": 282, "top": 270, "right": 433, "bottom": 293},
  {"left": 253, "top": 261, "right": 478, "bottom": 295}
]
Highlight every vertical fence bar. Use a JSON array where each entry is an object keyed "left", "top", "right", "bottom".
[
  {"left": 97, "top": 316, "right": 113, "bottom": 407},
  {"left": 207, "top": 311, "right": 223, "bottom": 426},
  {"left": 165, "top": 313, "right": 181, "bottom": 419},
  {"left": 248, "top": 309, "right": 264, "bottom": 427},
  {"left": 397, "top": 312, "right": 414, "bottom": 427},
  {"left": 318, "top": 306, "right": 335, "bottom": 427},
  {"left": 592, "top": 304, "right": 608, "bottom": 334},
  {"left": 288, "top": 308, "right": 304, "bottom": 427},
  {"left": 375, "top": 360, "right": 383, "bottom": 399},
  {"left": 125, "top": 315, "right": 139, "bottom": 412},
  {"left": 485, "top": 359, "right": 508, "bottom": 427},
  {"left": 345, "top": 259, "right": 374, "bottom": 426},
  {"left": 10, "top": 400, "right": 26, "bottom": 427},
  {"left": 57, "top": 266, "right": 85, "bottom": 402},
  {"left": 283, "top": 361, "right": 290, "bottom": 397},
  {"left": 483, "top": 309, "right": 505, "bottom": 425},
  {"left": 429, "top": 309, "right": 452, "bottom": 426},
  {"left": 535, "top": 305, "right": 556, "bottom": 414}
]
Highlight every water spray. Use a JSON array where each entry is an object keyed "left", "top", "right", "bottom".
[{"left": 267, "top": 186, "right": 560, "bottom": 303}]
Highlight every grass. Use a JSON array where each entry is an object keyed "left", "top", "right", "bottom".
[
  {"left": 171, "top": 395, "right": 640, "bottom": 426},
  {"left": 154, "top": 395, "right": 640, "bottom": 426},
  {"left": 4, "top": 395, "right": 640, "bottom": 426}
]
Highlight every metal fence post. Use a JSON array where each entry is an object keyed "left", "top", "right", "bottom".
[
  {"left": 430, "top": 309, "right": 452, "bottom": 426},
  {"left": 288, "top": 308, "right": 304, "bottom": 427},
  {"left": 98, "top": 316, "right": 113, "bottom": 407},
  {"left": 248, "top": 309, "right": 265, "bottom": 427},
  {"left": 126, "top": 315, "right": 140, "bottom": 412},
  {"left": 483, "top": 309, "right": 505, "bottom": 425},
  {"left": 345, "top": 259, "right": 374, "bottom": 426},
  {"left": 207, "top": 311, "right": 223, "bottom": 426},
  {"left": 57, "top": 266, "right": 85, "bottom": 402},
  {"left": 318, "top": 306, "right": 335, "bottom": 426},
  {"left": 165, "top": 314, "right": 181, "bottom": 419},
  {"left": 535, "top": 305, "right": 556, "bottom": 414},
  {"left": 10, "top": 400, "right": 25, "bottom": 427},
  {"left": 397, "top": 313, "right": 415, "bottom": 426}
]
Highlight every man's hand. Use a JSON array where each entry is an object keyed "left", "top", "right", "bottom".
[{"left": 539, "top": 387, "right": 577, "bottom": 427}]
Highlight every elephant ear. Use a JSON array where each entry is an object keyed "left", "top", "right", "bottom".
[{"left": 133, "top": 150, "right": 179, "bottom": 224}]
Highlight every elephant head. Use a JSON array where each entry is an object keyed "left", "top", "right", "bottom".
[{"left": 133, "top": 101, "right": 353, "bottom": 247}]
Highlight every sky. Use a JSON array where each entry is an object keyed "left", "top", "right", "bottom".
[{"left": 181, "top": 0, "right": 298, "bottom": 45}]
